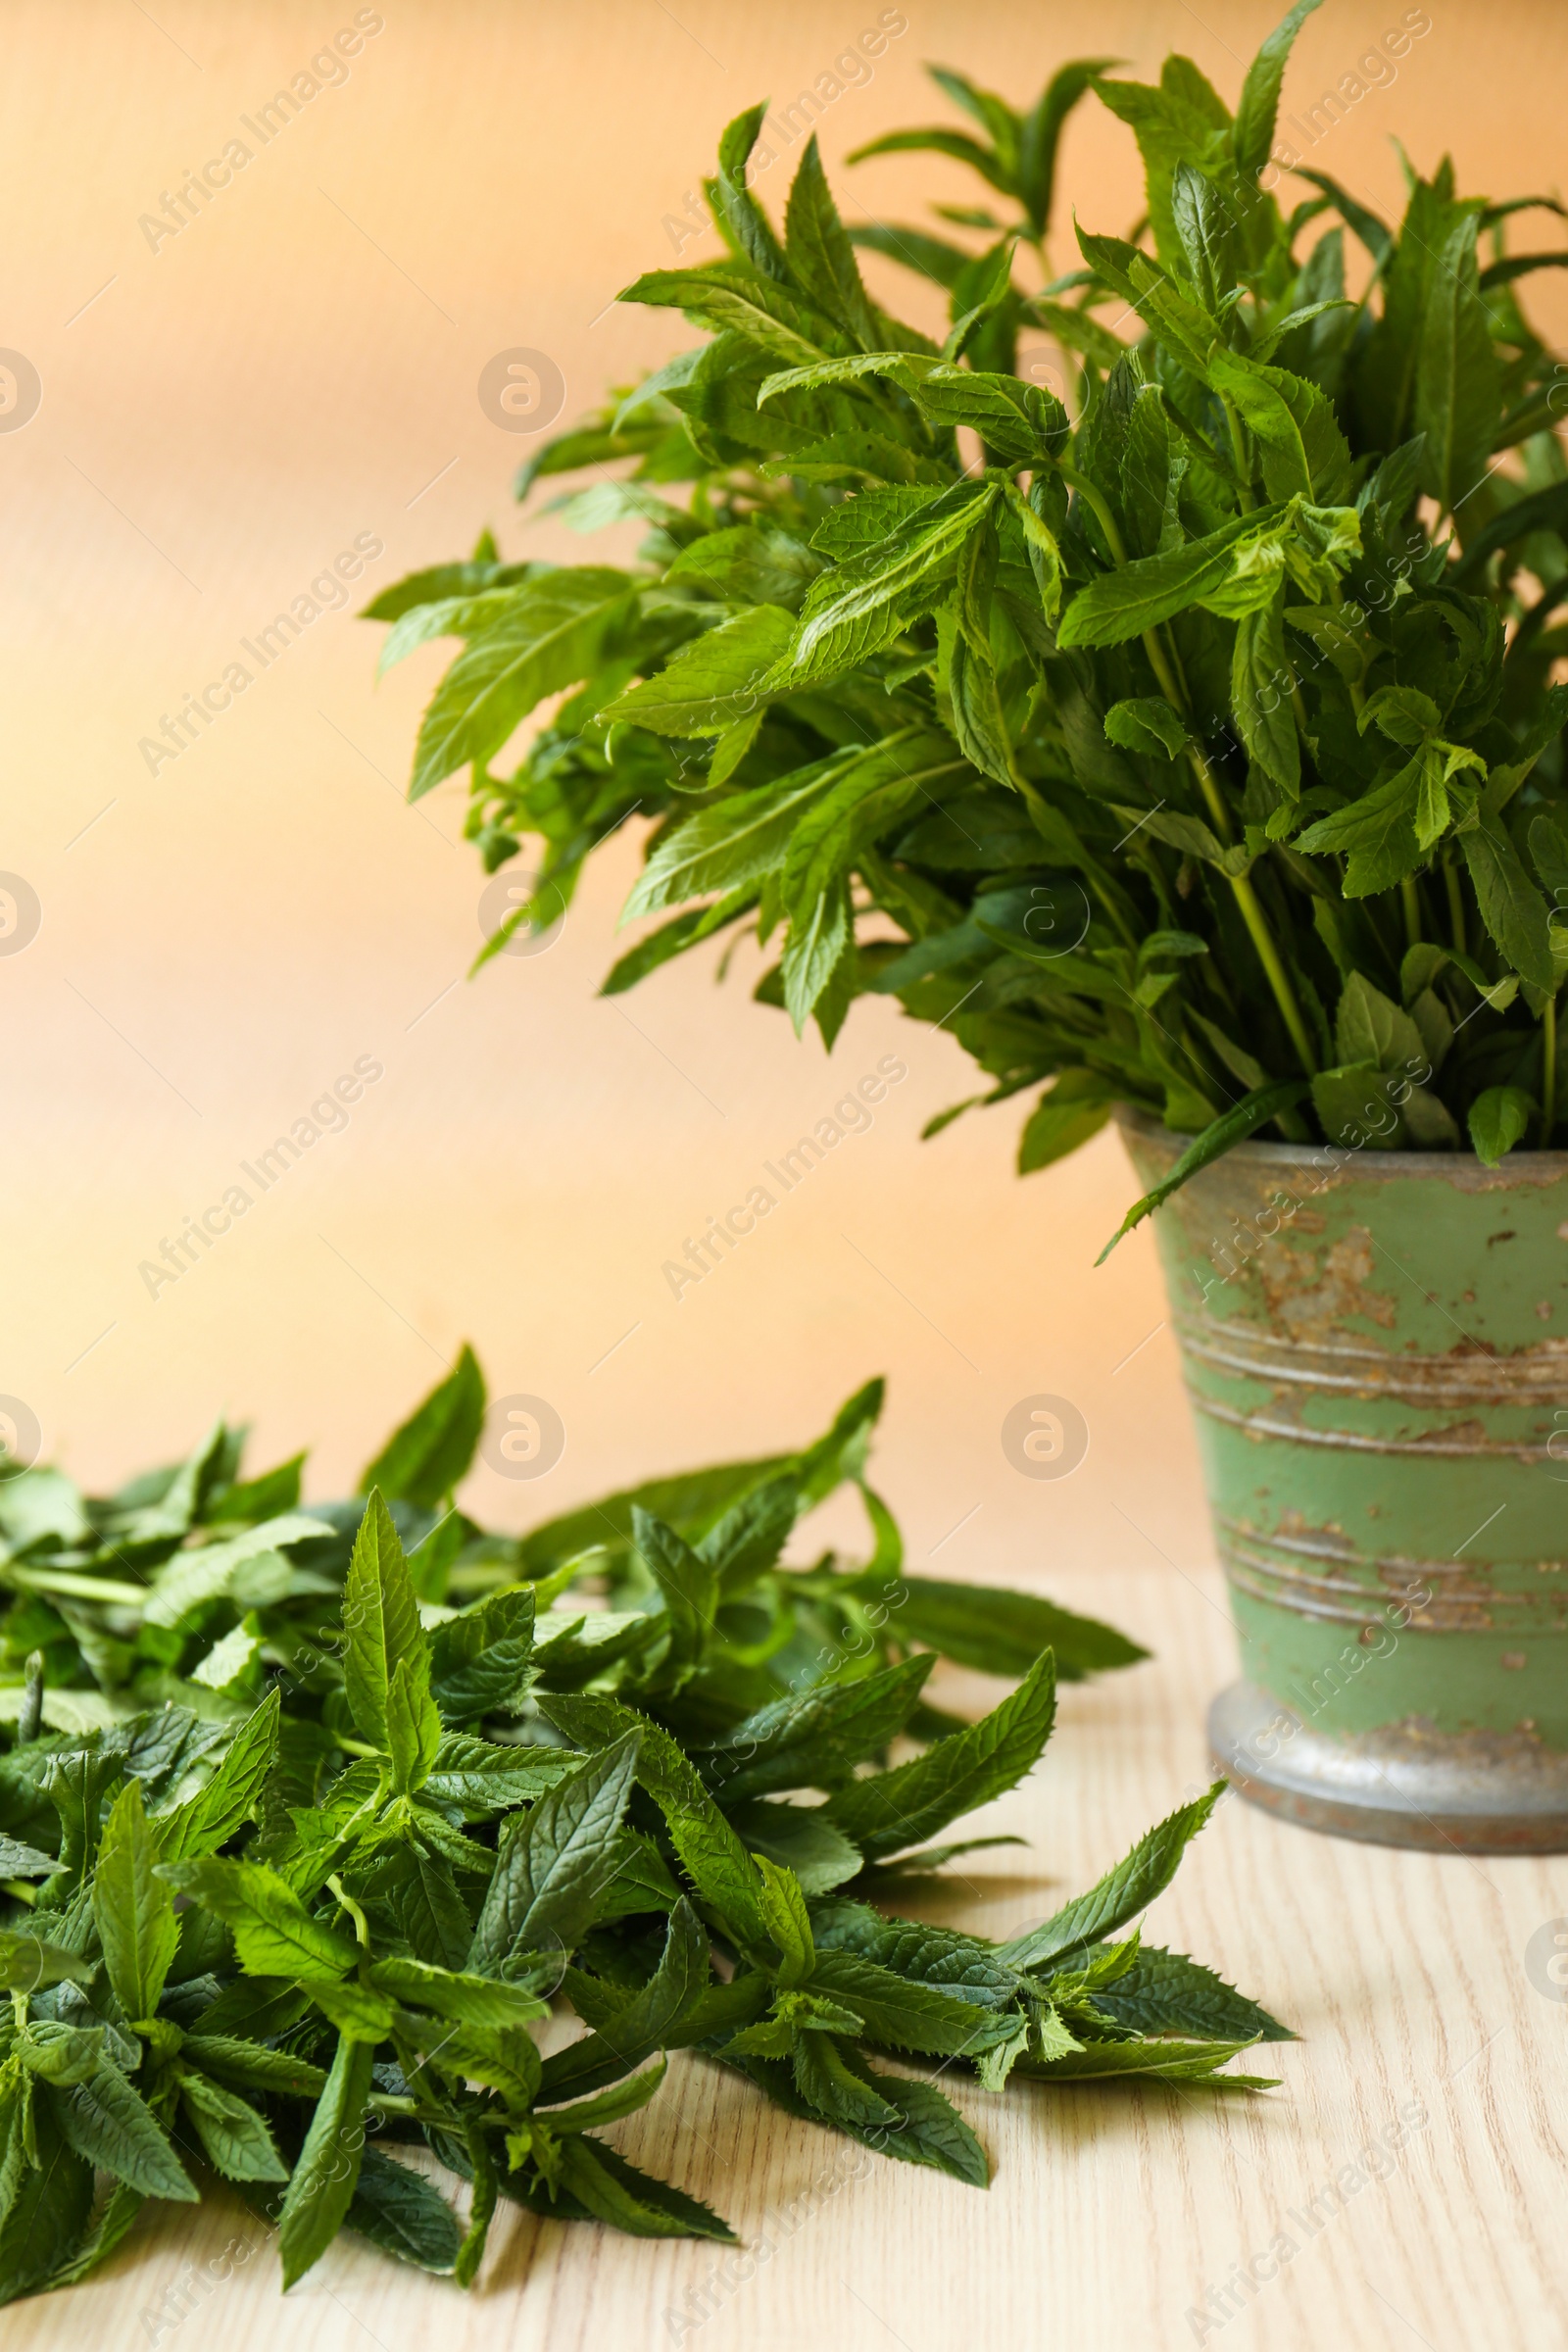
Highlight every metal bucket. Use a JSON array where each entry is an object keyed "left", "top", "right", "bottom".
[{"left": 1116, "top": 1107, "right": 1568, "bottom": 1852}]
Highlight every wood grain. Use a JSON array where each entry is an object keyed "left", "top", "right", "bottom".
[{"left": 13, "top": 1560, "right": 1568, "bottom": 2352}]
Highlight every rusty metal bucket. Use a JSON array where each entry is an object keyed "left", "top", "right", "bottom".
[{"left": 1117, "top": 1108, "right": 1568, "bottom": 1851}]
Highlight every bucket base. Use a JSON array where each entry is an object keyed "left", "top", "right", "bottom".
[{"left": 1207, "top": 1680, "right": 1568, "bottom": 1854}]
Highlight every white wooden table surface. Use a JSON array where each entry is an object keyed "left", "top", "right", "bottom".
[{"left": 14, "top": 1560, "right": 1565, "bottom": 2352}]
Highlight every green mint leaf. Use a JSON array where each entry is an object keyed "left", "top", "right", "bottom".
[
  {"left": 607, "top": 605, "right": 796, "bottom": 739},
  {"left": 1097, "top": 1083, "right": 1310, "bottom": 1261},
  {"left": 1334, "top": 970, "right": 1427, "bottom": 1073},
  {"left": 310, "top": 1979, "right": 398, "bottom": 2042},
  {"left": 1233, "top": 0, "right": 1324, "bottom": 174},
  {"left": 410, "top": 572, "right": 634, "bottom": 801},
  {"left": 178, "top": 2071, "right": 288, "bottom": 2182},
  {"left": 367, "top": 1957, "right": 549, "bottom": 2031},
  {"left": 1469, "top": 1084, "right": 1534, "bottom": 1165},
  {"left": 631, "top": 1507, "right": 717, "bottom": 1689},
  {"left": 0, "top": 1835, "right": 55, "bottom": 1880},
  {"left": 277, "top": 2033, "right": 377, "bottom": 2288},
  {"left": 17, "top": 2022, "right": 107, "bottom": 2085},
  {"left": 385, "top": 1655, "right": 443, "bottom": 1796},
  {"left": 545, "top": 2056, "right": 669, "bottom": 2136},
  {"left": 1087, "top": 1943, "right": 1296, "bottom": 2042},
  {"left": 619, "top": 264, "right": 845, "bottom": 367},
  {"left": 539, "top": 1898, "right": 710, "bottom": 2103},
  {"left": 141, "top": 1513, "right": 326, "bottom": 1631},
  {"left": 755, "top": 1856, "right": 814, "bottom": 1985},
  {"left": 727, "top": 1802, "right": 863, "bottom": 1895},
  {"left": 466, "top": 1732, "right": 642, "bottom": 1973},
  {"left": 785, "top": 135, "right": 881, "bottom": 350},
  {"left": 425, "top": 1588, "right": 536, "bottom": 1724},
  {"left": 1057, "top": 509, "right": 1275, "bottom": 648},
  {"left": 861, "top": 1573, "right": 1149, "bottom": 1682},
  {"left": 822, "top": 1651, "right": 1058, "bottom": 1860},
  {"left": 92, "top": 1780, "right": 178, "bottom": 2024},
  {"left": 359, "top": 1345, "right": 486, "bottom": 1509},
  {"left": 49, "top": 2065, "right": 197, "bottom": 2203},
  {"left": 182, "top": 2034, "right": 326, "bottom": 2100},
  {"left": 1017, "top": 59, "right": 1113, "bottom": 233},
  {"left": 666, "top": 522, "right": 824, "bottom": 613},
  {"left": 154, "top": 1687, "right": 281, "bottom": 1863},
  {"left": 1103, "top": 695, "right": 1190, "bottom": 760},
  {"left": 0, "top": 1932, "right": 95, "bottom": 1994},
  {"left": 0, "top": 2096, "right": 95, "bottom": 2302},
  {"left": 346, "top": 2148, "right": 464, "bottom": 2275},
  {"left": 1461, "top": 814, "right": 1555, "bottom": 991},
  {"left": 1013, "top": 2035, "right": 1271, "bottom": 2086},
  {"left": 999, "top": 1783, "right": 1224, "bottom": 1969},
  {"left": 699, "top": 1657, "right": 934, "bottom": 1801},
  {"left": 1311, "top": 1063, "right": 1407, "bottom": 1149},
  {"left": 695, "top": 1473, "right": 800, "bottom": 1587},
  {"left": 342, "top": 1490, "right": 431, "bottom": 1753},
  {"left": 421, "top": 1732, "right": 575, "bottom": 1810},
  {"left": 556, "top": 2138, "right": 737, "bottom": 2242},
  {"left": 791, "top": 2026, "right": 902, "bottom": 2129},
  {"left": 713, "top": 105, "right": 789, "bottom": 279},
  {"left": 770, "top": 480, "right": 999, "bottom": 692},
  {"left": 156, "top": 1858, "right": 359, "bottom": 1984},
  {"left": 808, "top": 1948, "right": 1003, "bottom": 2056},
  {"left": 535, "top": 1693, "right": 774, "bottom": 1953},
  {"left": 205, "top": 1450, "right": 305, "bottom": 1524},
  {"left": 1415, "top": 211, "right": 1500, "bottom": 514},
  {"left": 621, "top": 757, "right": 844, "bottom": 921}
]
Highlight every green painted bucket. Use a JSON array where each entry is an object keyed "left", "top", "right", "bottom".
[{"left": 1117, "top": 1108, "right": 1568, "bottom": 1852}]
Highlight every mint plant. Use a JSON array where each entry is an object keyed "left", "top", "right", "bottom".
[
  {"left": 373, "top": 0, "right": 1568, "bottom": 1242},
  {"left": 0, "top": 1356, "right": 1285, "bottom": 2301}
]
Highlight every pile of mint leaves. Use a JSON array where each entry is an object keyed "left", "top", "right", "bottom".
[
  {"left": 372, "top": 0, "right": 1568, "bottom": 1246},
  {"left": 0, "top": 1352, "right": 1286, "bottom": 2301}
]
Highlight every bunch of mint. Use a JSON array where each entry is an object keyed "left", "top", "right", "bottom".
[
  {"left": 375, "top": 0, "right": 1568, "bottom": 1244},
  {"left": 0, "top": 1354, "right": 1285, "bottom": 2300}
]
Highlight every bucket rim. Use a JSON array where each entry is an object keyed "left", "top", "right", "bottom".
[{"left": 1113, "top": 1102, "right": 1568, "bottom": 1185}]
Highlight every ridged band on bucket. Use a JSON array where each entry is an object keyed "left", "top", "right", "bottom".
[
  {"left": 1176, "top": 1313, "right": 1568, "bottom": 1458},
  {"left": 1176, "top": 1313, "right": 1568, "bottom": 1404},
  {"left": 1212, "top": 1516, "right": 1568, "bottom": 1633}
]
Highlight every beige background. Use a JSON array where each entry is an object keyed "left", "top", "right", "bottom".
[
  {"left": 7, "top": 0, "right": 1565, "bottom": 1547},
  {"left": 5, "top": 3, "right": 1568, "bottom": 2343}
]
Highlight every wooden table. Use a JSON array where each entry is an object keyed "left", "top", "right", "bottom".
[{"left": 13, "top": 1560, "right": 1564, "bottom": 2352}]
